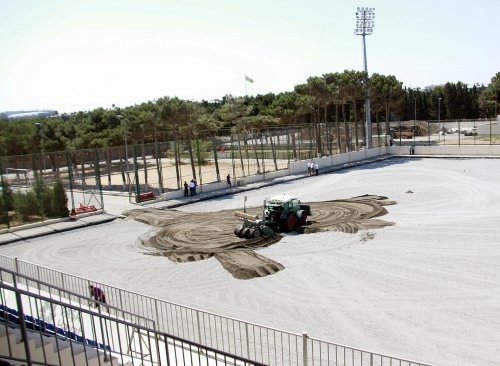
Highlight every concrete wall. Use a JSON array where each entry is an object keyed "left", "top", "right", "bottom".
[
  {"left": 288, "top": 146, "right": 388, "bottom": 175},
  {"left": 389, "top": 145, "right": 500, "bottom": 156},
  {"left": 477, "top": 121, "right": 500, "bottom": 135}
]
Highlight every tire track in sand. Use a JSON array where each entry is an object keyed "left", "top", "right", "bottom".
[{"left": 126, "top": 195, "right": 395, "bottom": 279}]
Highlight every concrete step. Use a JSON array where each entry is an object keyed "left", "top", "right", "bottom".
[{"left": 0, "top": 325, "right": 120, "bottom": 365}]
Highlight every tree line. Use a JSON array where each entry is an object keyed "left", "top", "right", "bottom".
[{"left": 1, "top": 70, "right": 498, "bottom": 157}]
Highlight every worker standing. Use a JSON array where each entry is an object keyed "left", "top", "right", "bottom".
[
  {"left": 226, "top": 174, "right": 231, "bottom": 186},
  {"left": 189, "top": 180, "right": 196, "bottom": 196},
  {"left": 314, "top": 162, "right": 319, "bottom": 176},
  {"left": 307, "top": 161, "right": 311, "bottom": 176}
]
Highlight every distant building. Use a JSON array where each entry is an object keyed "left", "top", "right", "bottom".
[{"left": 1, "top": 110, "right": 58, "bottom": 120}]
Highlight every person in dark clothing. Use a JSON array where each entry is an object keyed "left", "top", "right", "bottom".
[
  {"left": 183, "top": 181, "right": 189, "bottom": 196},
  {"left": 89, "top": 285, "right": 106, "bottom": 308},
  {"left": 226, "top": 174, "right": 231, "bottom": 186}
]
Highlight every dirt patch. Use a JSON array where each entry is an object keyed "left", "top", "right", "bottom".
[{"left": 126, "top": 195, "right": 395, "bottom": 279}]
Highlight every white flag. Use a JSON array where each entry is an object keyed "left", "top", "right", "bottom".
[{"left": 245, "top": 75, "right": 254, "bottom": 83}]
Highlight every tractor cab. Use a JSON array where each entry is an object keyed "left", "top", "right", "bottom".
[{"left": 264, "top": 194, "right": 311, "bottom": 231}]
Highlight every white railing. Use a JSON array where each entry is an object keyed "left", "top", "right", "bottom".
[
  {"left": 0, "top": 280, "right": 267, "bottom": 366},
  {"left": 0, "top": 254, "right": 434, "bottom": 366}
]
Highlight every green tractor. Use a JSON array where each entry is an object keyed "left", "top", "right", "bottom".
[{"left": 233, "top": 194, "right": 312, "bottom": 239}]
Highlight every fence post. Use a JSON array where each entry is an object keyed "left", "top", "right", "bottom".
[
  {"left": 196, "top": 310, "right": 202, "bottom": 343},
  {"left": 94, "top": 149, "right": 104, "bottom": 211},
  {"left": 133, "top": 145, "right": 140, "bottom": 200},
  {"left": 302, "top": 332, "right": 308, "bottom": 366},
  {"left": 65, "top": 152, "right": 75, "bottom": 213},
  {"left": 13, "top": 276, "right": 33, "bottom": 366},
  {"left": 119, "top": 290, "right": 124, "bottom": 313},
  {"left": 0, "top": 158, "right": 10, "bottom": 229},
  {"left": 245, "top": 323, "right": 250, "bottom": 360},
  {"left": 154, "top": 299, "right": 161, "bottom": 332}
]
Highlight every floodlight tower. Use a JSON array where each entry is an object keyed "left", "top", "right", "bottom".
[{"left": 355, "top": 7, "right": 375, "bottom": 149}]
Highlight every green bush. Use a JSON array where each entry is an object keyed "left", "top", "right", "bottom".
[
  {"left": 12, "top": 178, "right": 69, "bottom": 222},
  {"left": 51, "top": 179, "right": 69, "bottom": 217},
  {"left": 13, "top": 190, "right": 40, "bottom": 222},
  {"left": 0, "top": 180, "right": 14, "bottom": 223}
]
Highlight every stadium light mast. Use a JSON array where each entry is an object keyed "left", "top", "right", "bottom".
[{"left": 355, "top": 7, "right": 375, "bottom": 149}]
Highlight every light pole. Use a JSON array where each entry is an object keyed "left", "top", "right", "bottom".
[
  {"left": 355, "top": 7, "right": 375, "bottom": 149},
  {"left": 438, "top": 97, "right": 442, "bottom": 142},
  {"left": 34, "top": 122, "right": 46, "bottom": 173}
]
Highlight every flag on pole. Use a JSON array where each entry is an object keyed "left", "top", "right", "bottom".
[{"left": 245, "top": 75, "right": 254, "bottom": 83}]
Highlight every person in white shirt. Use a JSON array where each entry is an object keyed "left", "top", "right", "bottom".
[
  {"left": 307, "top": 162, "right": 312, "bottom": 176},
  {"left": 314, "top": 162, "right": 319, "bottom": 175},
  {"left": 189, "top": 180, "right": 196, "bottom": 196}
]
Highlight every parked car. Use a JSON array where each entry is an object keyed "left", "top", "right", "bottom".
[{"left": 463, "top": 128, "right": 478, "bottom": 136}]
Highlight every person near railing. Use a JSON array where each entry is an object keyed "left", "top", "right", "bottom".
[{"left": 89, "top": 285, "right": 107, "bottom": 309}]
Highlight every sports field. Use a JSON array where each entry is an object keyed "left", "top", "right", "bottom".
[{"left": 1, "top": 157, "right": 499, "bottom": 366}]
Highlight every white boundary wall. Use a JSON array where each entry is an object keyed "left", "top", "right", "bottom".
[{"left": 389, "top": 145, "right": 500, "bottom": 156}]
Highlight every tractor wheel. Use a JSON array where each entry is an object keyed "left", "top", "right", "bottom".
[
  {"left": 240, "top": 228, "right": 251, "bottom": 238},
  {"left": 250, "top": 228, "right": 261, "bottom": 238},
  {"left": 234, "top": 227, "right": 242, "bottom": 236},
  {"left": 282, "top": 213, "right": 297, "bottom": 232},
  {"left": 246, "top": 228, "right": 255, "bottom": 239}
]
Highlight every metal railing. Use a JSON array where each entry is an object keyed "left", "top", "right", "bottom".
[
  {"left": 0, "top": 281, "right": 267, "bottom": 366},
  {"left": 0, "top": 254, "right": 434, "bottom": 366}
]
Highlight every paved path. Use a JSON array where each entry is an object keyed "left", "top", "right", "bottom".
[{"left": 0, "top": 214, "right": 116, "bottom": 245}]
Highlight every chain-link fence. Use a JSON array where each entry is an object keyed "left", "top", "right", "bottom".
[
  {"left": 388, "top": 119, "right": 499, "bottom": 146},
  {"left": 2, "top": 119, "right": 497, "bottom": 230}
]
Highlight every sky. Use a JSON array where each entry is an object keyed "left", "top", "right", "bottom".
[{"left": 0, "top": 0, "right": 498, "bottom": 113}]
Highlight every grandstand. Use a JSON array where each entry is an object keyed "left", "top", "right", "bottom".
[{"left": 0, "top": 255, "right": 432, "bottom": 366}]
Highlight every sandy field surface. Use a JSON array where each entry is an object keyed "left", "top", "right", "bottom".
[
  {"left": 126, "top": 195, "right": 394, "bottom": 279},
  {"left": 1, "top": 157, "right": 500, "bottom": 366}
]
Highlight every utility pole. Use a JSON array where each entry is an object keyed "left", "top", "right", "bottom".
[{"left": 355, "top": 7, "right": 375, "bottom": 149}]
